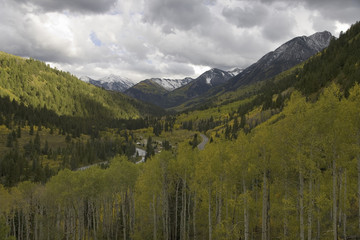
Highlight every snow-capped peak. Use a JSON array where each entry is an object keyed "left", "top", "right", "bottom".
[
  {"left": 79, "top": 74, "right": 135, "bottom": 92},
  {"left": 99, "top": 74, "right": 134, "bottom": 84},
  {"left": 150, "top": 77, "right": 193, "bottom": 91}
]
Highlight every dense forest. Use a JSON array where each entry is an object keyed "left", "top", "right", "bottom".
[
  {"left": 0, "top": 20, "right": 360, "bottom": 240},
  {"left": 2, "top": 83, "right": 360, "bottom": 239}
]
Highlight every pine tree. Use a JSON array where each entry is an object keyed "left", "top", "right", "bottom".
[
  {"left": 6, "top": 133, "right": 13, "bottom": 147},
  {"left": 145, "top": 136, "right": 155, "bottom": 160},
  {"left": 17, "top": 125, "right": 21, "bottom": 138},
  {"left": 34, "top": 132, "right": 41, "bottom": 153},
  {"left": 29, "top": 124, "right": 34, "bottom": 135}
]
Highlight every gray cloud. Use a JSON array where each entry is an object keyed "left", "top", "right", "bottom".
[
  {"left": 14, "top": 0, "right": 117, "bottom": 13},
  {"left": 222, "top": 5, "right": 268, "bottom": 28},
  {"left": 306, "top": 1, "right": 360, "bottom": 24},
  {"left": 143, "top": 0, "right": 212, "bottom": 31},
  {"left": 260, "top": 0, "right": 360, "bottom": 24},
  {"left": 262, "top": 11, "right": 295, "bottom": 42}
]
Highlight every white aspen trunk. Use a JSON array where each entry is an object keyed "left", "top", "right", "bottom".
[
  {"left": 267, "top": 175, "right": 271, "bottom": 240},
  {"left": 180, "top": 181, "right": 184, "bottom": 240},
  {"left": 92, "top": 202, "right": 97, "bottom": 240},
  {"left": 18, "top": 210, "right": 20, "bottom": 240},
  {"left": 339, "top": 172, "right": 343, "bottom": 224},
  {"left": 25, "top": 212, "right": 30, "bottom": 240},
  {"left": 34, "top": 207, "right": 38, "bottom": 240},
  {"left": 283, "top": 179, "right": 288, "bottom": 239},
  {"left": 87, "top": 201, "right": 91, "bottom": 240},
  {"left": 225, "top": 191, "right": 229, "bottom": 235},
  {"left": 357, "top": 154, "right": 360, "bottom": 232},
  {"left": 152, "top": 194, "right": 157, "bottom": 240},
  {"left": 262, "top": 170, "right": 268, "bottom": 240},
  {"left": 163, "top": 187, "right": 169, "bottom": 240},
  {"left": 96, "top": 204, "right": 100, "bottom": 236},
  {"left": 182, "top": 177, "right": 187, "bottom": 240},
  {"left": 218, "top": 185, "right": 222, "bottom": 225},
  {"left": 115, "top": 200, "right": 119, "bottom": 240},
  {"left": 332, "top": 157, "right": 337, "bottom": 240},
  {"left": 308, "top": 176, "right": 313, "bottom": 240},
  {"left": 122, "top": 193, "right": 127, "bottom": 240},
  {"left": 65, "top": 209, "right": 69, "bottom": 240},
  {"left": 316, "top": 180, "right": 321, "bottom": 240},
  {"left": 299, "top": 170, "right": 305, "bottom": 240},
  {"left": 187, "top": 192, "right": 191, "bottom": 240},
  {"left": 193, "top": 192, "right": 197, "bottom": 240},
  {"left": 175, "top": 181, "right": 179, "bottom": 240},
  {"left": 12, "top": 215, "right": 15, "bottom": 239},
  {"left": 215, "top": 191, "right": 218, "bottom": 227},
  {"left": 71, "top": 208, "right": 76, "bottom": 240},
  {"left": 208, "top": 186, "right": 212, "bottom": 240},
  {"left": 131, "top": 189, "right": 136, "bottom": 236},
  {"left": 343, "top": 169, "right": 347, "bottom": 240},
  {"left": 243, "top": 178, "right": 249, "bottom": 240}
]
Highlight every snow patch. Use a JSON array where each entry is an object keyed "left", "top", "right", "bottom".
[
  {"left": 206, "top": 77, "right": 212, "bottom": 85},
  {"left": 227, "top": 68, "right": 243, "bottom": 76},
  {"left": 79, "top": 74, "right": 135, "bottom": 92},
  {"left": 151, "top": 77, "right": 193, "bottom": 91}
]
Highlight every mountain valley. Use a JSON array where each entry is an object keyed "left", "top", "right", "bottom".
[{"left": 0, "top": 18, "right": 360, "bottom": 240}]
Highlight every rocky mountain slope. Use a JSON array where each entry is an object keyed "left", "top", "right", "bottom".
[
  {"left": 125, "top": 68, "right": 237, "bottom": 108},
  {"left": 224, "top": 31, "right": 333, "bottom": 90},
  {"left": 171, "top": 31, "right": 334, "bottom": 111},
  {"left": 126, "top": 31, "right": 332, "bottom": 111}
]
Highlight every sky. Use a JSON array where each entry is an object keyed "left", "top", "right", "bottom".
[{"left": 0, "top": 0, "right": 358, "bottom": 82}]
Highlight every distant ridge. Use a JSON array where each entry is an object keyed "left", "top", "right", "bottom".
[
  {"left": 80, "top": 74, "right": 135, "bottom": 92},
  {"left": 224, "top": 31, "right": 333, "bottom": 90}
]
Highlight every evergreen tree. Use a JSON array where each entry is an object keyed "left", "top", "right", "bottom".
[
  {"left": 34, "top": 132, "right": 41, "bottom": 153},
  {"left": 145, "top": 136, "right": 155, "bottom": 160},
  {"left": 29, "top": 124, "right": 34, "bottom": 135},
  {"left": 17, "top": 125, "right": 21, "bottom": 138},
  {"left": 6, "top": 133, "right": 13, "bottom": 148}
]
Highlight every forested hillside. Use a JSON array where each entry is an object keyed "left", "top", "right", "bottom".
[
  {"left": 1, "top": 83, "right": 360, "bottom": 239},
  {"left": 0, "top": 52, "right": 163, "bottom": 119},
  {"left": 0, "top": 20, "right": 360, "bottom": 240}
]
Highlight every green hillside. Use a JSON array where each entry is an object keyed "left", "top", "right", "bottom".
[
  {"left": 125, "top": 79, "right": 169, "bottom": 106},
  {"left": 0, "top": 52, "right": 163, "bottom": 119}
]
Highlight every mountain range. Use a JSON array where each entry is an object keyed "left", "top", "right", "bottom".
[
  {"left": 124, "top": 68, "right": 242, "bottom": 108},
  {"left": 123, "top": 31, "right": 333, "bottom": 110},
  {"left": 32, "top": 30, "right": 332, "bottom": 114}
]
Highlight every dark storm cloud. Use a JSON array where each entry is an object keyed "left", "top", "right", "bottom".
[
  {"left": 143, "top": 0, "right": 212, "bottom": 31},
  {"left": 14, "top": 0, "right": 117, "bottom": 13},
  {"left": 222, "top": 5, "right": 268, "bottom": 28}
]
